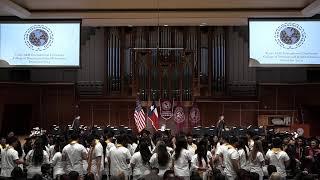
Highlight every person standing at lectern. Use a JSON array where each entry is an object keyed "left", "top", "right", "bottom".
[{"left": 216, "top": 114, "right": 226, "bottom": 138}]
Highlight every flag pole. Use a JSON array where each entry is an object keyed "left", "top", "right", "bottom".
[
  {"left": 128, "top": 105, "right": 130, "bottom": 128},
  {"left": 146, "top": 100, "right": 149, "bottom": 131},
  {"left": 171, "top": 98, "right": 175, "bottom": 127},
  {"left": 159, "top": 98, "right": 161, "bottom": 118}
]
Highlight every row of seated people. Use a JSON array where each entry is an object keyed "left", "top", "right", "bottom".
[{"left": 0, "top": 125, "right": 319, "bottom": 180}]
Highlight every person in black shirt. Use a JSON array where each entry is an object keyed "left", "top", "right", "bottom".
[{"left": 216, "top": 114, "right": 225, "bottom": 138}]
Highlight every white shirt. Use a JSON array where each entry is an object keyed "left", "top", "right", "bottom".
[
  {"left": 130, "top": 152, "right": 151, "bottom": 180},
  {"left": 128, "top": 143, "right": 138, "bottom": 156},
  {"left": 207, "top": 151, "right": 213, "bottom": 164},
  {"left": 191, "top": 154, "right": 209, "bottom": 169},
  {"left": 62, "top": 142, "right": 88, "bottom": 175},
  {"left": 187, "top": 143, "right": 197, "bottom": 156},
  {"left": 215, "top": 143, "right": 228, "bottom": 167},
  {"left": 151, "top": 146, "right": 173, "bottom": 155},
  {"left": 25, "top": 150, "right": 50, "bottom": 178},
  {"left": 47, "top": 145, "right": 55, "bottom": 161},
  {"left": 249, "top": 151, "right": 264, "bottom": 180},
  {"left": 105, "top": 142, "right": 115, "bottom": 163},
  {"left": 149, "top": 153, "right": 172, "bottom": 177},
  {"left": 109, "top": 145, "right": 131, "bottom": 176},
  {"left": 215, "top": 143, "right": 227, "bottom": 157},
  {"left": 104, "top": 141, "right": 115, "bottom": 175},
  {"left": 89, "top": 142, "right": 104, "bottom": 173},
  {"left": 266, "top": 149, "right": 290, "bottom": 177},
  {"left": 167, "top": 146, "right": 174, "bottom": 155},
  {"left": 238, "top": 148, "right": 250, "bottom": 171},
  {"left": 191, "top": 154, "right": 210, "bottom": 180},
  {"left": 173, "top": 148, "right": 192, "bottom": 177},
  {"left": 0, "top": 147, "right": 19, "bottom": 177},
  {"left": 223, "top": 147, "right": 239, "bottom": 177},
  {"left": 51, "top": 152, "right": 65, "bottom": 178}
]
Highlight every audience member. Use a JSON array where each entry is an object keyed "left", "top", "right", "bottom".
[
  {"left": 130, "top": 141, "right": 151, "bottom": 180},
  {"left": 149, "top": 141, "right": 172, "bottom": 177},
  {"left": 266, "top": 137, "right": 290, "bottom": 178},
  {"left": 25, "top": 138, "right": 50, "bottom": 178},
  {"left": 109, "top": 134, "right": 131, "bottom": 179},
  {"left": 62, "top": 132, "right": 87, "bottom": 177},
  {"left": 1, "top": 136, "right": 23, "bottom": 177},
  {"left": 173, "top": 136, "right": 192, "bottom": 180}
]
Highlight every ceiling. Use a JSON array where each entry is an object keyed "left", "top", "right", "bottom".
[{"left": 1, "top": 0, "right": 320, "bottom": 26}]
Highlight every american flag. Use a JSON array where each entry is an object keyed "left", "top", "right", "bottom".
[{"left": 134, "top": 97, "right": 146, "bottom": 132}]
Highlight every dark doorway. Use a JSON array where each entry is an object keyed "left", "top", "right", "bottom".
[{"left": 2, "top": 104, "right": 32, "bottom": 136}]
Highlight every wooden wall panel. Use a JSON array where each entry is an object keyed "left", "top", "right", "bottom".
[
  {"left": 0, "top": 83, "right": 318, "bottom": 136},
  {"left": 0, "top": 84, "right": 75, "bottom": 135},
  {"left": 258, "top": 84, "right": 320, "bottom": 136},
  {"left": 79, "top": 102, "right": 135, "bottom": 128},
  {"left": 78, "top": 100, "right": 258, "bottom": 134}
]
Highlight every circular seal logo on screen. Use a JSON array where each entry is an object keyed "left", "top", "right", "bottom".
[
  {"left": 24, "top": 25, "right": 54, "bottom": 51},
  {"left": 275, "top": 23, "right": 306, "bottom": 49}
]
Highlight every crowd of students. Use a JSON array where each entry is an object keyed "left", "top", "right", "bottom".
[{"left": 0, "top": 125, "right": 319, "bottom": 180}]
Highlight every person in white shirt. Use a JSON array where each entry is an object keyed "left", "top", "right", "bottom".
[
  {"left": 249, "top": 140, "right": 265, "bottom": 180},
  {"left": 25, "top": 138, "right": 50, "bottom": 179},
  {"left": 237, "top": 137, "right": 250, "bottom": 171},
  {"left": 0, "top": 136, "right": 24, "bottom": 178},
  {"left": 172, "top": 136, "right": 192, "bottom": 180},
  {"left": 265, "top": 137, "right": 290, "bottom": 179},
  {"left": 246, "top": 131, "right": 255, "bottom": 151},
  {"left": 149, "top": 141, "right": 172, "bottom": 177},
  {"left": 225, "top": 136, "right": 240, "bottom": 180},
  {"left": 187, "top": 134, "right": 197, "bottom": 156},
  {"left": 0, "top": 137, "right": 6, "bottom": 171},
  {"left": 130, "top": 141, "right": 152, "bottom": 180},
  {"left": 50, "top": 142, "right": 65, "bottom": 179},
  {"left": 151, "top": 140, "right": 174, "bottom": 155},
  {"left": 127, "top": 135, "right": 138, "bottom": 156},
  {"left": 46, "top": 135, "right": 55, "bottom": 161},
  {"left": 62, "top": 132, "right": 88, "bottom": 176},
  {"left": 109, "top": 134, "right": 131, "bottom": 179},
  {"left": 214, "top": 136, "right": 229, "bottom": 172},
  {"left": 87, "top": 134, "right": 104, "bottom": 180},
  {"left": 103, "top": 132, "right": 115, "bottom": 177},
  {"left": 216, "top": 136, "right": 240, "bottom": 180},
  {"left": 191, "top": 142, "right": 210, "bottom": 180}
]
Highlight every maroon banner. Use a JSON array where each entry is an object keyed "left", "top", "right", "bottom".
[
  {"left": 174, "top": 106, "right": 185, "bottom": 123},
  {"left": 160, "top": 99, "right": 173, "bottom": 120},
  {"left": 174, "top": 103, "right": 186, "bottom": 133},
  {"left": 189, "top": 104, "right": 200, "bottom": 127}
]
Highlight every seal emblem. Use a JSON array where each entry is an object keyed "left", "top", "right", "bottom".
[
  {"left": 160, "top": 99, "right": 173, "bottom": 120},
  {"left": 24, "top": 25, "right": 54, "bottom": 51},
  {"left": 174, "top": 106, "right": 185, "bottom": 123},
  {"left": 189, "top": 106, "right": 200, "bottom": 124},
  {"left": 275, "top": 23, "right": 306, "bottom": 49}
]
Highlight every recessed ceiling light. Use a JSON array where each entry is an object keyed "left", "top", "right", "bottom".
[
  {"left": 128, "top": 24, "right": 133, "bottom": 27},
  {"left": 164, "top": 24, "right": 169, "bottom": 27},
  {"left": 200, "top": 23, "right": 207, "bottom": 26}
]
